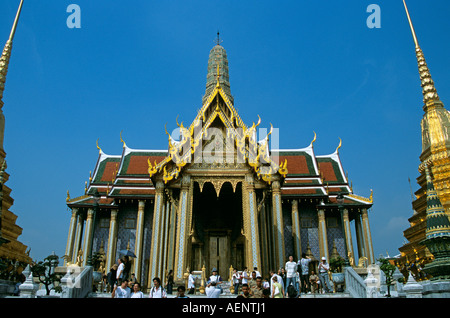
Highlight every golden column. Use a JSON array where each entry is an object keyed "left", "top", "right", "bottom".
[
  {"left": 291, "top": 199, "right": 302, "bottom": 259},
  {"left": 134, "top": 200, "right": 145, "bottom": 283},
  {"left": 317, "top": 208, "right": 329, "bottom": 260},
  {"left": 354, "top": 213, "right": 365, "bottom": 261},
  {"left": 271, "top": 180, "right": 285, "bottom": 267},
  {"left": 173, "top": 175, "right": 192, "bottom": 283},
  {"left": 106, "top": 209, "right": 119, "bottom": 273},
  {"left": 342, "top": 209, "right": 355, "bottom": 261},
  {"left": 243, "top": 175, "right": 261, "bottom": 270},
  {"left": 361, "top": 208, "right": 375, "bottom": 264},
  {"left": 148, "top": 180, "right": 166, "bottom": 285},
  {"left": 82, "top": 208, "right": 95, "bottom": 266},
  {"left": 72, "top": 212, "right": 84, "bottom": 264},
  {"left": 64, "top": 208, "right": 78, "bottom": 265}
]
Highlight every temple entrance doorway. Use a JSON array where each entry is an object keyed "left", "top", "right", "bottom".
[{"left": 192, "top": 181, "right": 244, "bottom": 280}]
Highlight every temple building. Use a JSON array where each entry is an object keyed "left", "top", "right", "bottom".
[
  {"left": 0, "top": 0, "right": 31, "bottom": 266},
  {"left": 65, "top": 34, "right": 375, "bottom": 289},
  {"left": 397, "top": 1, "right": 450, "bottom": 280}
]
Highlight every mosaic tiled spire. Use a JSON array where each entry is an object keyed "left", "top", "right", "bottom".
[
  {"left": 420, "top": 163, "right": 450, "bottom": 280},
  {"left": 424, "top": 164, "right": 450, "bottom": 239},
  {"left": 0, "top": 0, "right": 23, "bottom": 109},
  {"left": 202, "top": 32, "right": 234, "bottom": 105}
]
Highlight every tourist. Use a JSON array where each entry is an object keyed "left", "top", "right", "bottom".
[
  {"left": 248, "top": 271, "right": 258, "bottom": 290},
  {"left": 206, "top": 281, "right": 221, "bottom": 298},
  {"left": 112, "top": 279, "right": 131, "bottom": 298},
  {"left": 253, "top": 267, "right": 261, "bottom": 277},
  {"left": 262, "top": 277, "right": 270, "bottom": 289},
  {"left": 285, "top": 255, "right": 298, "bottom": 293},
  {"left": 262, "top": 288, "right": 271, "bottom": 298},
  {"left": 131, "top": 282, "right": 144, "bottom": 298},
  {"left": 278, "top": 268, "right": 287, "bottom": 288},
  {"left": 270, "top": 276, "right": 284, "bottom": 298},
  {"left": 318, "top": 257, "right": 331, "bottom": 293},
  {"left": 116, "top": 258, "right": 124, "bottom": 281},
  {"left": 309, "top": 270, "right": 319, "bottom": 294},
  {"left": 187, "top": 270, "right": 196, "bottom": 294},
  {"left": 241, "top": 283, "right": 253, "bottom": 298},
  {"left": 241, "top": 267, "right": 249, "bottom": 285},
  {"left": 129, "top": 273, "right": 137, "bottom": 285},
  {"left": 107, "top": 264, "right": 118, "bottom": 291},
  {"left": 270, "top": 270, "right": 284, "bottom": 293},
  {"left": 232, "top": 268, "right": 241, "bottom": 295},
  {"left": 176, "top": 285, "right": 189, "bottom": 298},
  {"left": 123, "top": 255, "right": 131, "bottom": 280},
  {"left": 251, "top": 277, "right": 264, "bottom": 298},
  {"left": 166, "top": 269, "right": 174, "bottom": 294},
  {"left": 208, "top": 268, "right": 223, "bottom": 292},
  {"left": 149, "top": 277, "right": 167, "bottom": 298},
  {"left": 299, "top": 253, "right": 311, "bottom": 294}
]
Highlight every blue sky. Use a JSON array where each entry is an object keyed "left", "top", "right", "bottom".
[{"left": 1, "top": 0, "right": 449, "bottom": 262}]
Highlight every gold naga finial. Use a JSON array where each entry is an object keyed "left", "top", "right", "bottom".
[
  {"left": 66, "top": 190, "right": 70, "bottom": 202},
  {"left": 311, "top": 131, "right": 317, "bottom": 145},
  {"left": 96, "top": 138, "right": 102, "bottom": 154},
  {"left": 369, "top": 189, "right": 373, "bottom": 203},
  {"left": 336, "top": 137, "right": 342, "bottom": 153},
  {"left": 120, "top": 130, "right": 127, "bottom": 148},
  {"left": 84, "top": 181, "right": 88, "bottom": 194},
  {"left": 89, "top": 170, "right": 92, "bottom": 183}
]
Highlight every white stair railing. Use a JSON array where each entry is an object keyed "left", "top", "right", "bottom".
[
  {"left": 344, "top": 266, "right": 367, "bottom": 298},
  {"left": 60, "top": 266, "right": 93, "bottom": 298}
]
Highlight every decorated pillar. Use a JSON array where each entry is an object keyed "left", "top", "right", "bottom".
[
  {"left": 342, "top": 208, "right": 355, "bottom": 261},
  {"left": 82, "top": 208, "right": 95, "bottom": 266},
  {"left": 361, "top": 208, "right": 375, "bottom": 264},
  {"left": 166, "top": 199, "right": 177, "bottom": 276},
  {"left": 134, "top": 200, "right": 145, "bottom": 282},
  {"left": 106, "top": 209, "right": 119, "bottom": 273},
  {"left": 243, "top": 175, "right": 261, "bottom": 270},
  {"left": 64, "top": 208, "right": 78, "bottom": 265},
  {"left": 173, "top": 175, "right": 192, "bottom": 283},
  {"left": 72, "top": 212, "right": 84, "bottom": 264},
  {"left": 291, "top": 199, "right": 302, "bottom": 259},
  {"left": 354, "top": 213, "right": 365, "bottom": 260},
  {"left": 148, "top": 180, "right": 166, "bottom": 285},
  {"left": 271, "top": 180, "right": 285, "bottom": 267},
  {"left": 317, "top": 209, "right": 329, "bottom": 261}
]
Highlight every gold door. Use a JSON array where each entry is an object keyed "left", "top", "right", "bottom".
[{"left": 208, "top": 232, "right": 229, "bottom": 279}]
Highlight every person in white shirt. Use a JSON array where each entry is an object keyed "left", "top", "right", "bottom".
[
  {"left": 149, "top": 277, "right": 167, "bottom": 298},
  {"left": 130, "top": 282, "right": 144, "bottom": 298},
  {"left": 232, "top": 268, "right": 241, "bottom": 295},
  {"left": 112, "top": 279, "right": 131, "bottom": 298},
  {"left": 116, "top": 258, "right": 124, "bottom": 282},
  {"left": 187, "top": 271, "right": 195, "bottom": 295},
  {"left": 285, "top": 255, "right": 298, "bottom": 294},
  {"left": 318, "top": 257, "right": 331, "bottom": 293},
  {"left": 241, "top": 267, "right": 249, "bottom": 285},
  {"left": 299, "top": 253, "right": 312, "bottom": 293}
]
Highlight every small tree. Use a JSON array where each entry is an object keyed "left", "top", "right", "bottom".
[
  {"left": 31, "top": 253, "right": 62, "bottom": 295},
  {"left": 378, "top": 257, "right": 397, "bottom": 297}
]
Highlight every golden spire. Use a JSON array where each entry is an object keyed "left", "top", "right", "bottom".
[
  {"left": 0, "top": 0, "right": 24, "bottom": 108},
  {"left": 403, "top": 0, "right": 440, "bottom": 107}
]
